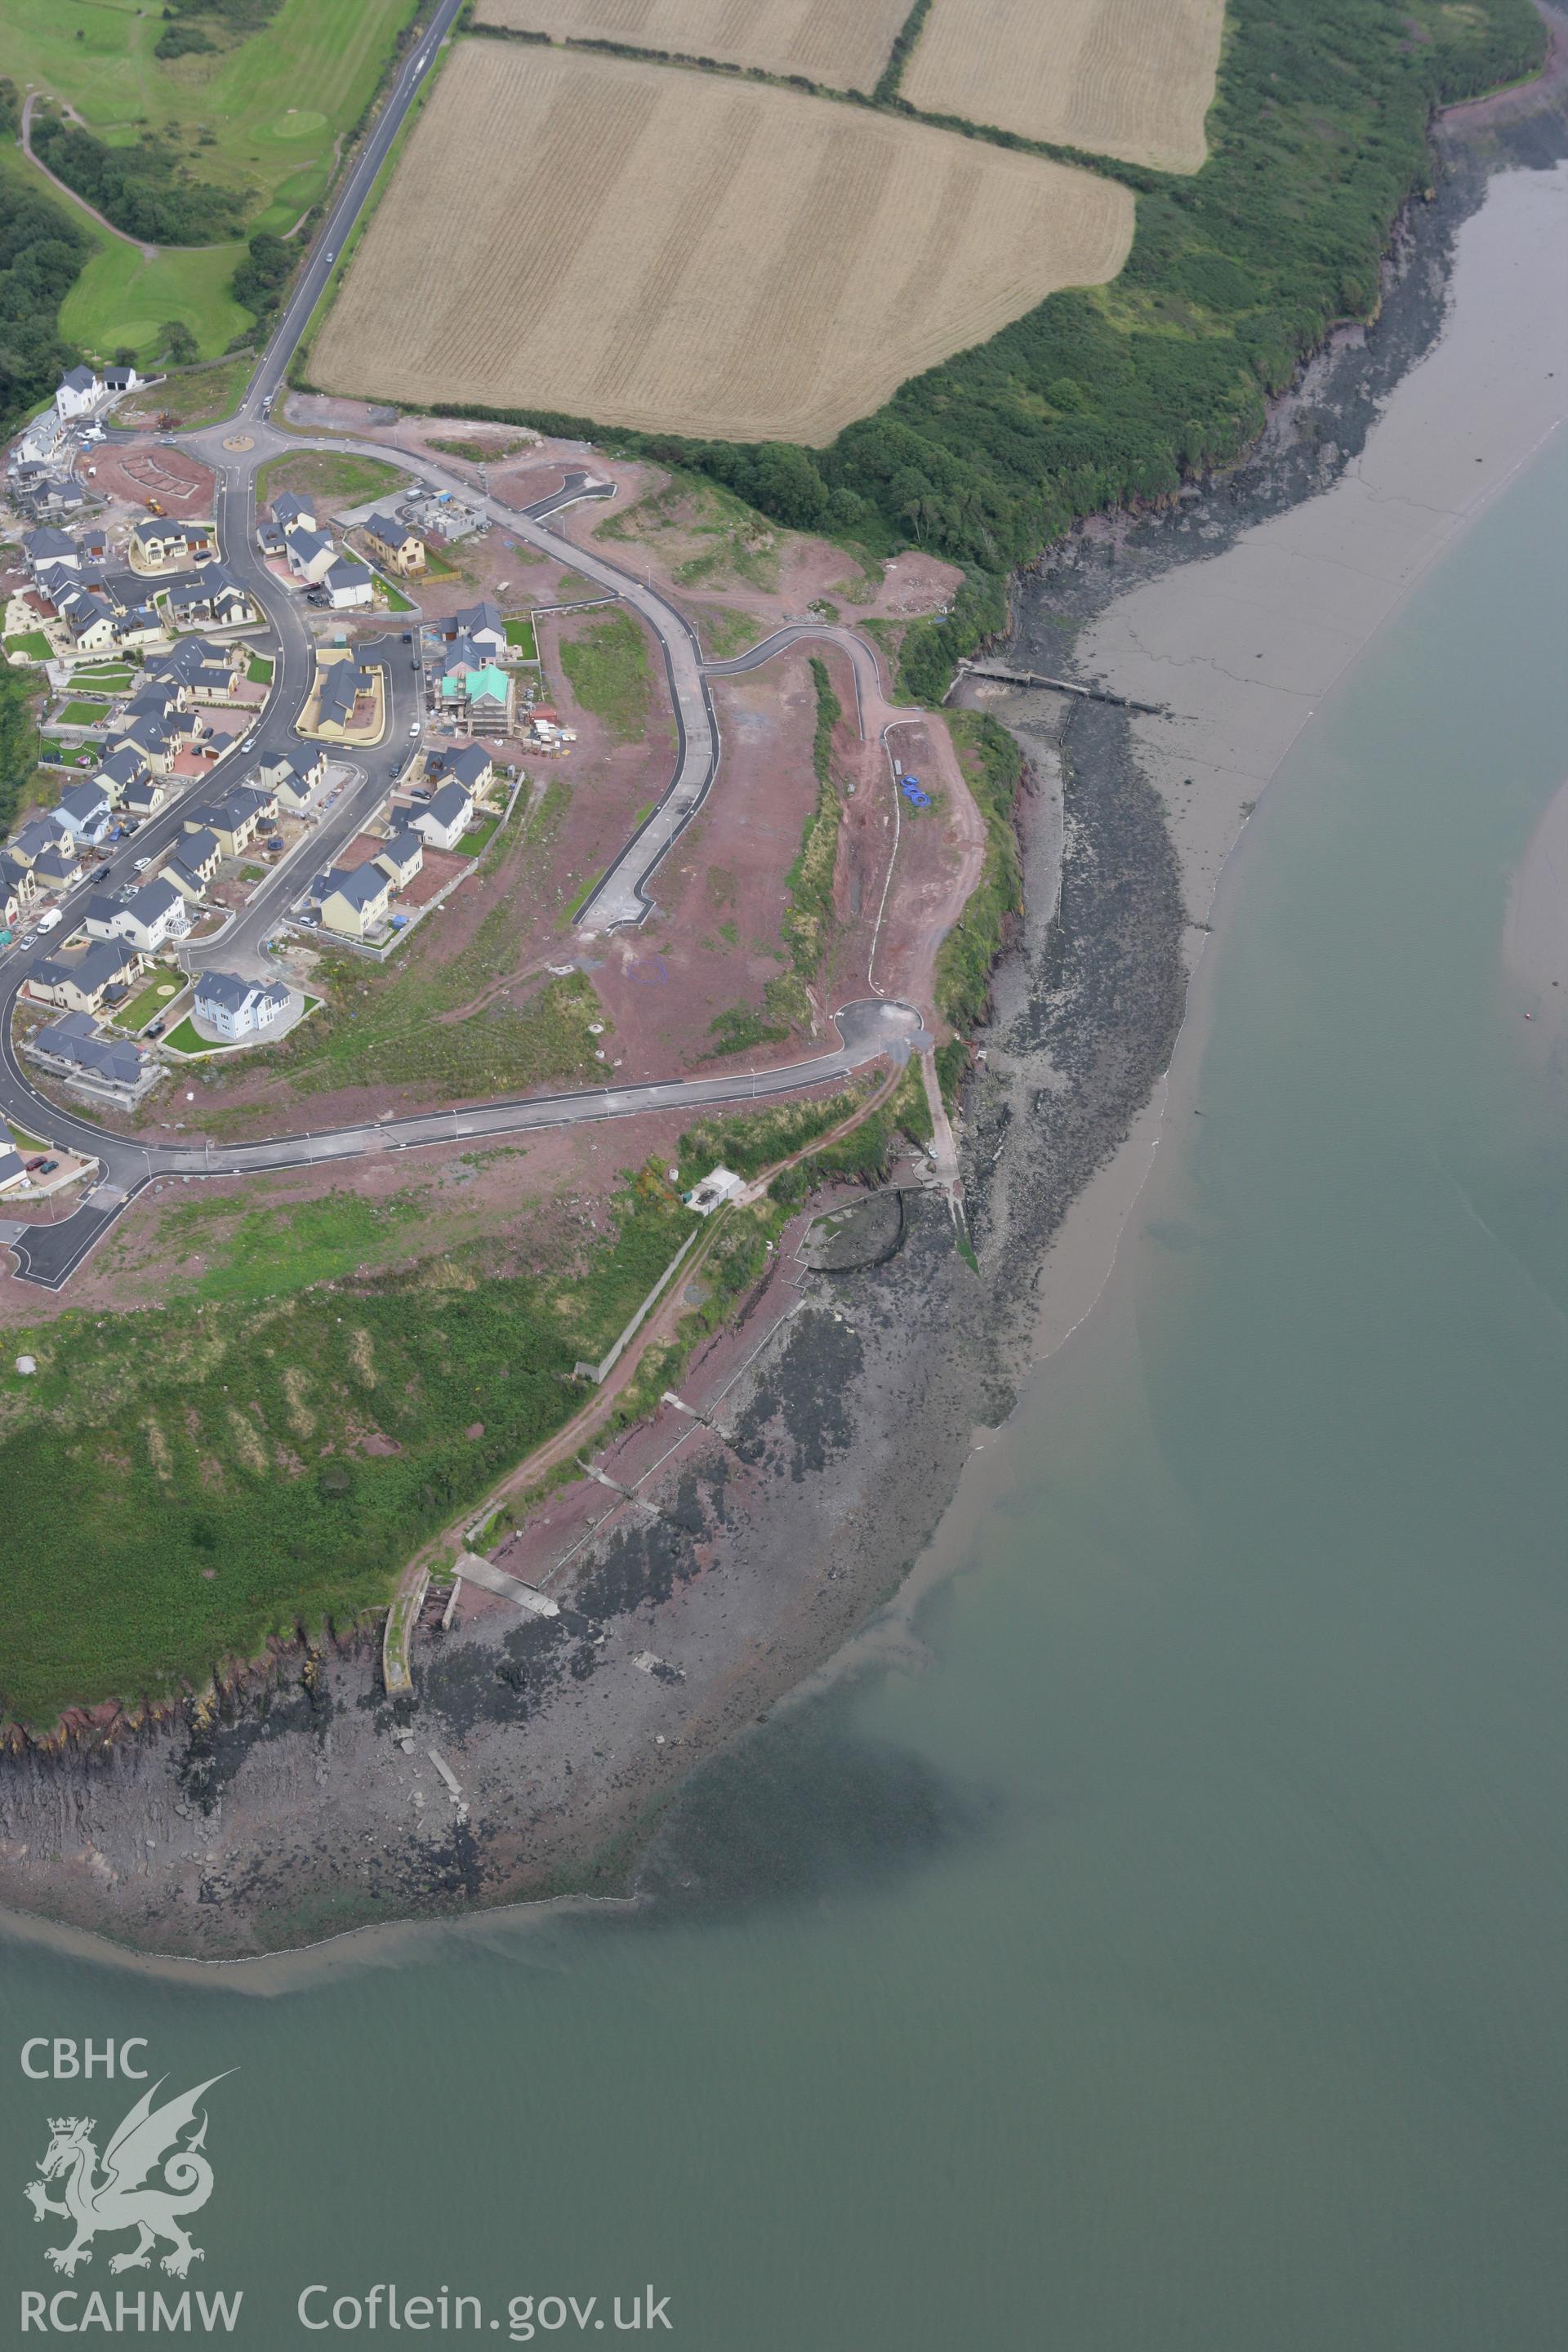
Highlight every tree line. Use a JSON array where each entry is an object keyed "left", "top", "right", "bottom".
[
  {"left": 29, "top": 109, "right": 246, "bottom": 247},
  {"left": 441, "top": 0, "right": 1544, "bottom": 693}
]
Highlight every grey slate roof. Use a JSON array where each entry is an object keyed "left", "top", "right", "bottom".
[
  {"left": 96, "top": 746, "right": 148, "bottom": 794},
  {"left": 424, "top": 780, "right": 472, "bottom": 831},
  {"left": 123, "top": 875, "right": 184, "bottom": 925},
  {"left": 323, "top": 862, "right": 390, "bottom": 911},
  {"left": 36, "top": 936, "right": 136, "bottom": 995},
  {"left": 149, "top": 635, "right": 232, "bottom": 686},
  {"left": 196, "top": 969, "right": 289, "bottom": 1018},
  {"left": 318, "top": 666, "right": 367, "bottom": 727},
  {"left": 55, "top": 782, "right": 111, "bottom": 826},
  {"left": 434, "top": 743, "right": 492, "bottom": 791},
  {"left": 323, "top": 557, "right": 371, "bottom": 592},
  {"left": 448, "top": 599, "right": 503, "bottom": 640},
  {"left": 379, "top": 828, "right": 424, "bottom": 871},
  {"left": 35, "top": 1009, "right": 141, "bottom": 1087}
]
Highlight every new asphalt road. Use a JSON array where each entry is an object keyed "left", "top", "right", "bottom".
[{"left": 0, "top": 12, "right": 924, "bottom": 1288}]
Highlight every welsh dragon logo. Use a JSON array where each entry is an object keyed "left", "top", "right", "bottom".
[{"left": 24, "top": 2074, "right": 233, "bottom": 2278}]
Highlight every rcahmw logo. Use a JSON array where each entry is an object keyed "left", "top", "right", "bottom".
[{"left": 19, "top": 2042, "right": 243, "bottom": 2334}]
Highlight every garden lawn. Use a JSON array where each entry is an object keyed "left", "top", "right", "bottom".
[
  {"left": 163, "top": 1018, "right": 227, "bottom": 1057},
  {"left": 455, "top": 813, "right": 501, "bottom": 855},
  {"left": 379, "top": 578, "right": 415, "bottom": 613},
  {"left": 54, "top": 700, "right": 109, "bottom": 728},
  {"left": 116, "top": 974, "right": 187, "bottom": 1034},
  {"left": 5, "top": 634, "right": 51, "bottom": 662},
  {"left": 504, "top": 617, "right": 538, "bottom": 658},
  {"left": 246, "top": 654, "right": 275, "bottom": 686}
]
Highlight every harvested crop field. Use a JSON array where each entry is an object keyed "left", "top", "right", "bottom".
[
  {"left": 899, "top": 0, "right": 1224, "bottom": 175},
  {"left": 311, "top": 42, "right": 1134, "bottom": 445},
  {"left": 473, "top": 0, "right": 908, "bottom": 91}
]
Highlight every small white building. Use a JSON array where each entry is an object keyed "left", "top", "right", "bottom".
[
  {"left": 684, "top": 1165, "right": 745, "bottom": 1215},
  {"left": 321, "top": 556, "right": 373, "bottom": 611},
  {"left": 54, "top": 365, "right": 103, "bottom": 421}
]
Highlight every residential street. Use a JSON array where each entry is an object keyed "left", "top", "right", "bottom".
[{"left": 0, "top": 3, "right": 932, "bottom": 1286}]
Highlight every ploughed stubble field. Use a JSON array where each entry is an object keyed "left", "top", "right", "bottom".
[
  {"left": 901, "top": 0, "right": 1225, "bottom": 172},
  {"left": 310, "top": 41, "right": 1134, "bottom": 444},
  {"left": 473, "top": 0, "right": 912, "bottom": 93}
]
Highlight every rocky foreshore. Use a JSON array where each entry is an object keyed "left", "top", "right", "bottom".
[{"left": 3, "top": 75, "right": 1565, "bottom": 1960}]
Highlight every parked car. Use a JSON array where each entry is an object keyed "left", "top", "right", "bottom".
[
  {"left": 145, "top": 1022, "right": 165, "bottom": 1040},
  {"left": 35, "top": 907, "right": 63, "bottom": 934},
  {"left": 409, "top": 720, "right": 421, "bottom": 737},
  {"left": 133, "top": 856, "right": 153, "bottom": 873},
  {"left": 36, "top": 1160, "right": 58, "bottom": 1176}
]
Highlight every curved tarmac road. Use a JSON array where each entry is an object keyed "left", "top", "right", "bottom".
[{"left": 0, "top": 12, "right": 942, "bottom": 1287}]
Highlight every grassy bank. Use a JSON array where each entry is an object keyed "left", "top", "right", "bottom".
[
  {"left": 256, "top": 449, "right": 408, "bottom": 508},
  {"left": 0, "top": 1171, "right": 696, "bottom": 1729},
  {"left": 781, "top": 655, "right": 844, "bottom": 982},
  {"left": 58, "top": 238, "right": 254, "bottom": 369},
  {"left": 934, "top": 712, "right": 1025, "bottom": 1036},
  {"left": 558, "top": 611, "right": 653, "bottom": 742}
]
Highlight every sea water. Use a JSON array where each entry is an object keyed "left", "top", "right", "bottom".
[{"left": 3, "top": 423, "right": 1566, "bottom": 2352}]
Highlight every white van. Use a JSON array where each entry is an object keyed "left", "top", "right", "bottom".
[{"left": 35, "top": 906, "right": 64, "bottom": 935}]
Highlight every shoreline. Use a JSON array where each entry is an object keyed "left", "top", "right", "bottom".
[
  {"left": 4, "top": 78, "right": 1567, "bottom": 1969},
  {"left": 961, "top": 107, "right": 1568, "bottom": 1385}
]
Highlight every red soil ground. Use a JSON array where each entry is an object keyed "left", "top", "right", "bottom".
[
  {"left": 87, "top": 440, "right": 215, "bottom": 516},
  {"left": 588, "top": 643, "right": 823, "bottom": 1071}
]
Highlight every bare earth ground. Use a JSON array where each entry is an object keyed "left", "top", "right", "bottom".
[
  {"left": 472, "top": 0, "right": 910, "bottom": 92},
  {"left": 85, "top": 439, "right": 216, "bottom": 517},
  {"left": 588, "top": 645, "right": 822, "bottom": 1067},
  {"left": 901, "top": 0, "right": 1224, "bottom": 175},
  {"left": 309, "top": 42, "right": 1133, "bottom": 445},
  {"left": 0, "top": 1111, "right": 701, "bottom": 1330}
]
